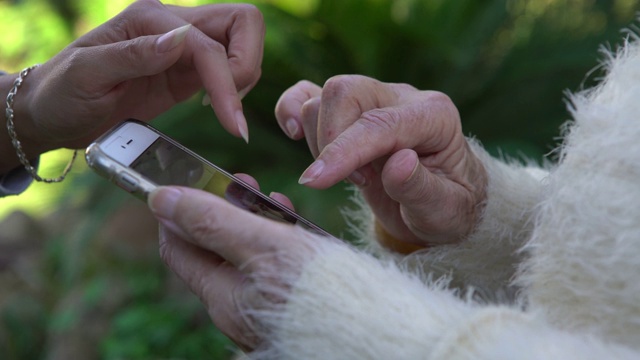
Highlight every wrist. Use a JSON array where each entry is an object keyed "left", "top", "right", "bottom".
[{"left": 0, "top": 66, "right": 48, "bottom": 174}]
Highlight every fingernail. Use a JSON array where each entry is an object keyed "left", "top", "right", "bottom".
[
  {"left": 148, "top": 187, "right": 182, "bottom": 219},
  {"left": 156, "top": 24, "right": 191, "bottom": 53},
  {"left": 238, "top": 86, "right": 250, "bottom": 99},
  {"left": 285, "top": 118, "right": 299, "bottom": 138},
  {"left": 299, "top": 159, "right": 325, "bottom": 185},
  {"left": 202, "top": 93, "right": 211, "bottom": 106},
  {"left": 347, "top": 170, "right": 368, "bottom": 187},
  {"left": 237, "top": 111, "right": 249, "bottom": 143}
]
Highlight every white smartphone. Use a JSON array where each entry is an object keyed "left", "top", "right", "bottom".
[{"left": 85, "top": 119, "right": 331, "bottom": 236}]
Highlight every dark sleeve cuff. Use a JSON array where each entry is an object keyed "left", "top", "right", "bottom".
[{"left": 0, "top": 158, "right": 39, "bottom": 196}]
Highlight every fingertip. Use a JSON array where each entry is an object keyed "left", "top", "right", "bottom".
[
  {"left": 192, "top": 35, "right": 248, "bottom": 142},
  {"left": 149, "top": 187, "right": 194, "bottom": 241},
  {"left": 208, "top": 101, "right": 248, "bottom": 143},
  {"left": 156, "top": 24, "right": 191, "bottom": 53},
  {"left": 202, "top": 93, "right": 211, "bottom": 106},
  {"left": 275, "top": 83, "right": 320, "bottom": 140},
  {"left": 383, "top": 149, "right": 420, "bottom": 186},
  {"left": 285, "top": 118, "right": 301, "bottom": 139},
  {"left": 298, "top": 159, "right": 325, "bottom": 186},
  {"left": 269, "top": 191, "right": 295, "bottom": 211},
  {"left": 238, "top": 85, "right": 251, "bottom": 99},
  {"left": 237, "top": 110, "right": 250, "bottom": 143},
  {"left": 346, "top": 170, "right": 368, "bottom": 187},
  {"left": 381, "top": 149, "right": 430, "bottom": 205},
  {"left": 300, "top": 96, "right": 320, "bottom": 119},
  {"left": 148, "top": 186, "right": 182, "bottom": 219},
  {"left": 234, "top": 173, "right": 259, "bottom": 189}
]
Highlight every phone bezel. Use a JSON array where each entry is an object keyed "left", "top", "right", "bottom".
[{"left": 86, "top": 119, "right": 331, "bottom": 237}]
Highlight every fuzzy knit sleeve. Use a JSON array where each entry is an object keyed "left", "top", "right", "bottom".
[
  {"left": 346, "top": 140, "right": 547, "bottom": 301},
  {"left": 247, "top": 236, "right": 638, "bottom": 360}
]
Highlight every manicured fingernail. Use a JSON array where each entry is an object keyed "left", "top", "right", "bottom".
[
  {"left": 347, "top": 170, "right": 368, "bottom": 187},
  {"left": 156, "top": 24, "right": 191, "bottom": 53},
  {"left": 299, "top": 159, "right": 325, "bottom": 185},
  {"left": 201, "top": 93, "right": 211, "bottom": 106},
  {"left": 148, "top": 187, "right": 181, "bottom": 219},
  {"left": 237, "top": 111, "right": 249, "bottom": 143},
  {"left": 285, "top": 118, "right": 299, "bottom": 138},
  {"left": 238, "top": 86, "right": 250, "bottom": 99}
]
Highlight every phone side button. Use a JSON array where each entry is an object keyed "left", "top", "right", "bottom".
[{"left": 117, "top": 173, "right": 139, "bottom": 192}]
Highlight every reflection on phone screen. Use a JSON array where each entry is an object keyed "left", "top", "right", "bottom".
[{"left": 129, "top": 137, "right": 296, "bottom": 224}]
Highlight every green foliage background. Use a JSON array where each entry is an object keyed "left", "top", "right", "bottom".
[{"left": 0, "top": 0, "right": 638, "bottom": 358}]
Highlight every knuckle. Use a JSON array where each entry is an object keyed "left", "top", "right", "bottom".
[
  {"left": 426, "top": 91, "right": 460, "bottom": 123},
  {"left": 296, "top": 79, "right": 316, "bottom": 89},
  {"left": 360, "top": 108, "right": 400, "bottom": 132},
  {"left": 204, "top": 36, "right": 228, "bottom": 55},
  {"left": 116, "top": 0, "right": 163, "bottom": 28},
  {"left": 191, "top": 28, "right": 228, "bottom": 55},
  {"left": 294, "top": 81, "right": 318, "bottom": 100},
  {"left": 117, "top": 38, "right": 144, "bottom": 62},
  {"left": 426, "top": 90, "right": 453, "bottom": 105},
  {"left": 322, "top": 75, "right": 358, "bottom": 98},
  {"left": 61, "top": 49, "right": 98, "bottom": 92},
  {"left": 361, "top": 108, "right": 401, "bottom": 128},
  {"left": 235, "top": 4, "right": 264, "bottom": 24},
  {"left": 276, "top": 82, "right": 320, "bottom": 121},
  {"left": 294, "top": 80, "right": 321, "bottom": 97},
  {"left": 107, "top": 15, "right": 130, "bottom": 37},
  {"left": 133, "top": 0, "right": 163, "bottom": 9},
  {"left": 62, "top": 47, "right": 85, "bottom": 71},
  {"left": 323, "top": 74, "right": 374, "bottom": 98}
]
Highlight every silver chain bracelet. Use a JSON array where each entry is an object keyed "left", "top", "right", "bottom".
[{"left": 5, "top": 64, "right": 78, "bottom": 183}]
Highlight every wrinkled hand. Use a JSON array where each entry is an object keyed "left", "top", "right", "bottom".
[
  {"left": 7, "top": 0, "right": 263, "bottom": 166},
  {"left": 148, "top": 175, "right": 313, "bottom": 352},
  {"left": 275, "top": 75, "right": 487, "bottom": 246}
]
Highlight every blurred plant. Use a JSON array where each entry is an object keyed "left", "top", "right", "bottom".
[{"left": 0, "top": 0, "right": 639, "bottom": 359}]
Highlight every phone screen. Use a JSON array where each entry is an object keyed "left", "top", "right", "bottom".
[{"left": 129, "top": 136, "right": 301, "bottom": 226}]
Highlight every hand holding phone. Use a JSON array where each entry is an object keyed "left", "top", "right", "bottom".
[{"left": 86, "top": 120, "right": 330, "bottom": 236}]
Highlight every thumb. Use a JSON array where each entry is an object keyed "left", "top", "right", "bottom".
[
  {"left": 381, "top": 149, "right": 468, "bottom": 245},
  {"left": 78, "top": 24, "right": 191, "bottom": 88}
]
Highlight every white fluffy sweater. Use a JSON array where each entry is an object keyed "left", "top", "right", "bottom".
[{"left": 248, "top": 35, "right": 640, "bottom": 359}]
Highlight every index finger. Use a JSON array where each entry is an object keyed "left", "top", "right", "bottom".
[
  {"left": 300, "top": 91, "right": 461, "bottom": 188},
  {"left": 74, "top": 0, "right": 251, "bottom": 140},
  {"left": 168, "top": 4, "right": 265, "bottom": 92},
  {"left": 188, "top": 29, "right": 248, "bottom": 141},
  {"left": 316, "top": 75, "right": 401, "bottom": 151}
]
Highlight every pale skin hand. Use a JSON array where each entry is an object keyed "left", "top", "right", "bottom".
[
  {"left": 0, "top": 0, "right": 264, "bottom": 173},
  {"left": 148, "top": 175, "right": 310, "bottom": 352},
  {"left": 275, "top": 75, "right": 487, "bottom": 246}
]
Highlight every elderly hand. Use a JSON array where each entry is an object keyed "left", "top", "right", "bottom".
[
  {"left": 148, "top": 175, "right": 316, "bottom": 352},
  {"left": 275, "top": 75, "right": 487, "bottom": 247},
  {"left": 1, "top": 0, "right": 263, "bottom": 172}
]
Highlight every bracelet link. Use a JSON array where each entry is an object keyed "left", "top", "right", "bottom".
[{"left": 5, "top": 64, "right": 78, "bottom": 183}]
